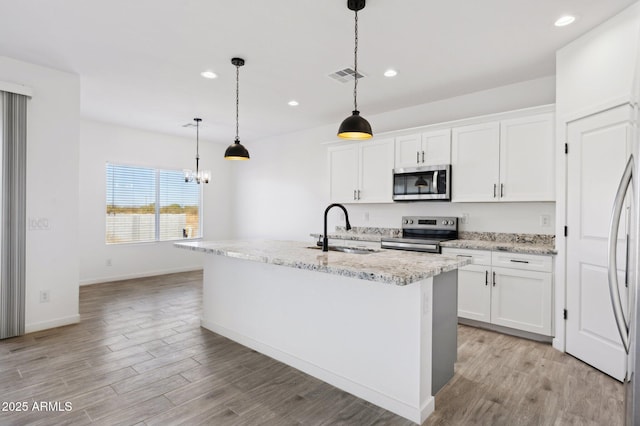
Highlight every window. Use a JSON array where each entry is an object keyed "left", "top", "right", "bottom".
[{"left": 106, "top": 163, "right": 202, "bottom": 244}]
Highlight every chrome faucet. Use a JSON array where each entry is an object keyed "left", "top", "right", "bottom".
[{"left": 323, "top": 203, "right": 351, "bottom": 252}]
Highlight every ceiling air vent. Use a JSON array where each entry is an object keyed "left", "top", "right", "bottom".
[{"left": 328, "top": 67, "right": 366, "bottom": 83}]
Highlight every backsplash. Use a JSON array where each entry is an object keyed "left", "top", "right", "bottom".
[
  {"left": 334, "top": 226, "right": 555, "bottom": 246},
  {"left": 458, "top": 231, "right": 555, "bottom": 246},
  {"left": 335, "top": 226, "right": 401, "bottom": 238}
]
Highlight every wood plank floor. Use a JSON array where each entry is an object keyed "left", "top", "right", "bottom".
[{"left": 0, "top": 271, "right": 623, "bottom": 426}]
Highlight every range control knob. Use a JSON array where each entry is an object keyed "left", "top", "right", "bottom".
[
  {"left": 403, "top": 219, "right": 409, "bottom": 224},
  {"left": 442, "top": 220, "right": 447, "bottom": 225},
  {"left": 408, "top": 220, "right": 414, "bottom": 224}
]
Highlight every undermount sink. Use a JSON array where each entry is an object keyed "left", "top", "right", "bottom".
[{"left": 308, "top": 245, "right": 380, "bottom": 254}]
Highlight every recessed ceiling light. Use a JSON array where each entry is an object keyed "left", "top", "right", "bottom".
[
  {"left": 288, "top": 100, "right": 299, "bottom": 106},
  {"left": 200, "top": 70, "right": 218, "bottom": 79},
  {"left": 384, "top": 69, "right": 398, "bottom": 78},
  {"left": 554, "top": 15, "right": 576, "bottom": 27}
]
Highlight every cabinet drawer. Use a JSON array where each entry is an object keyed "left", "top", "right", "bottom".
[
  {"left": 441, "top": 248, "right": 491, "bottom": 266},
  {"left": 491, "top": 252, "right": 552, "bottom": 272}
]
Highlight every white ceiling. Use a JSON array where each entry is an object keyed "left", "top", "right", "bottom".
[{"left": 0, "top": 0, "right": 636, "bottom": 144}]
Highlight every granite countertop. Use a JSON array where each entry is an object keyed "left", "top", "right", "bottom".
[{"left": 175, "top": 239, "right": 470, "bottom": 286}]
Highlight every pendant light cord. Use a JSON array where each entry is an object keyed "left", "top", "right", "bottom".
[
  {"left": 195, "top": 119, "right": 200, "bottom": 174},
  {"left": 353, "top": 8, "right": 359, "bottom": 112},
  {"left": 235, "top": 64, "right": 240, "bottom": 142}
]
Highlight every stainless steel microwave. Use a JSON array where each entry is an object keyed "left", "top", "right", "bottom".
[{"left": 392, "top": 165, "right": 451, "bottom": 201}]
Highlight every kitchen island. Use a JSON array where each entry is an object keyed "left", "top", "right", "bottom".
[{"left": 175, "top": 240, "right": 470, "bottom": 424}]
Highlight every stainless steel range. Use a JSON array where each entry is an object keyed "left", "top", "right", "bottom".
[{"left": 381, "top": 216, "right": 458, "bottom": 253}]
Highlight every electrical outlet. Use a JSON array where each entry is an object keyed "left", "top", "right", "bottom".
[
  {"left": 106, "top": 258, "right": 112, "bottom": 267},
  {"left": 39, "top": 290, "right": 50, "bottom": 303},
  {"left": 28, "top": 217, "right": 51, "bottom": 231},
  {"left": 540, "top": 215, "right": 551, "bottom": 227},
  {"left": 461, "top": 213, "right": 469, "bottom": 225},
  {"left": 364, "top": 211, "right": 369, "bottom": 222}
]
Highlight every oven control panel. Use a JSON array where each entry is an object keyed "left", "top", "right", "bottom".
[{"left": 401, "top": 216, "right": 457, "bottom": 230}]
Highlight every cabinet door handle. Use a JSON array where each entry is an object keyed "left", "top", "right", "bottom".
[
  {"left": 417, "top": 152, "right": 420, "bottom": 164},
  {"left": 493, "top": 184, "right": 497, "bottom": 198},
  {"left": 510, "top": 259, "right": 529, "bottom": 264},
  {"left": 485, "top": 270, "right": 488, "bottom": 286},
  {"left": 492, "top": 271, "right": 496, "bottom": 287},
  {"left": 357, "top": 189, "right": 361, "bottom": 200},
  {"left": 422, "top": 151, "right": 425, "bottom": 163},
  {"left": 500, "top": 183, "right": 504, "bottom": 198},
  {"left": 457, "top": 254, "right": 473, "bottom": 258},
  {"left": 353, "top": 190, "right": 357, "bottom": 200}
]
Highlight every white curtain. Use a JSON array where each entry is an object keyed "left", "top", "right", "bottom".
[{"left": 0, "top": 91, "right": 27, "bottom": 339}]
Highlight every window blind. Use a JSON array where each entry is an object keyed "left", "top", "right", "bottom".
[{"left": 106, "top": 163, "right": 201, "bottom": 244}]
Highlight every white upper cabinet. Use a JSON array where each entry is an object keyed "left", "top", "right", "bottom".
[
  {"left": 499, "top": 113, "right": 555, "bottom": 201},
  {"left": 328, "top": 138, "right": 394, "bottom": 204},
  {"left": 451, "top": 122, "right": 500, "bottom": 202},
  {"left": 359, "top": 138, "right": 395, "bottom": 203},
  {"left": 328, "top": 144, "right": 359, "bottom": 204},
  {"left": 395, "top": 129, "right": 451, "bottom": 168},
  {"left": 451, "top": 112, "right": 555, "bottom": 202}
]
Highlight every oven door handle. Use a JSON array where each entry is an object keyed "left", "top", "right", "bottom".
[{"left": 381, "top": 241, "right": 438, "bottom": 251}]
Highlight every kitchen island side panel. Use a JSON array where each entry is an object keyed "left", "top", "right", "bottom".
[{"left": 201, "top": 254, "right": 436, "bottom": 424}]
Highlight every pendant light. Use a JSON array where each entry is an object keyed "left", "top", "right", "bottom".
[
  {"left": 338, "top": 0, "right": 373, "bottom": 140},
  {"left": 224, "top": 57, "right": 250, "bottom": 160},
  {"left": 184, "top": 118, "right": 210, "bottom": 184}
]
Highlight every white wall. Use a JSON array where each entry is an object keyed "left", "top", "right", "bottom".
[
  {"left": 78, "top": 119, "right": 233, "bottom": 285},
  {"left": 233, "top": 76, "right": 556, "bottom": 240},
  {"left": 556, "top": 2, "right": 640, "bottom": 120},
  {"left": 0, "top": 56, "right": 81, "bottom": 333}
]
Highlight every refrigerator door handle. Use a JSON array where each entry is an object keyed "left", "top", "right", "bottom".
[{"left": 608, "top": 155, "right": 634, "bottom": 354}]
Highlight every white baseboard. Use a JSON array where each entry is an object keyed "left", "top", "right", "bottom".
[
  {"left": 201, "top": 319, "right": 431, "bottom": 425},
  {"left": 80, "top": 266, "right": 202, "bottom": 286},
  {"left": 25, "top": 314, "right": 80, "bottom": 334}
]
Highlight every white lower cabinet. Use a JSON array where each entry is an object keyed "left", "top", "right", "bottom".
[
  {"left": 442, "top": 248, "right": 553, "bottom": 336},
  {"left": 457, "top": 264, "right": 491, "bottom": 322}
]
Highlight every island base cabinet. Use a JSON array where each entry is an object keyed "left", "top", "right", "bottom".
[
  {"left": 200, "top": 255, "right": 457, "bottom": 425},
  {"left": 491, "top": 267, "right": 552, "bottom": 336}
]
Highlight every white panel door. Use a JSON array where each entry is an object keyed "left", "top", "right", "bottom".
[
  {"left": 566, "top": 105, "right": 633, "bottom": 381},
  {"left": 328, "top": 144, "right": 358, "bottom": 203},
  {"left": 491, "top": 267, "right": 552, "bottom": 335},
  {"left": 421, "top": 129, "right": 451, "bottom": 166},
  {"left": 457, "top": 264, "right": 491, "bottom": 322},
  {"left": 451, "top": 122, "right": 500, "bottom": 202},
  {"left": 359, "top": 138, "right": 395, "bottom": 203},
  {"left": 394, "top": 134, "right": 421, "bottom": 168},
  {"left": 499, "top": 113, "right": 555, "bottom": 201}
]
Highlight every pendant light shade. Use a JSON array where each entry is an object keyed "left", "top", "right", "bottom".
[
  {"left": 224, "top": 138, "right": 250, "bottom": 160},
  {"left": 338, "top": 110, "right": 372, "bottom": 140},
  {"left": 338, "top": 0, "right": 372, "bottom": 140},
  {"left": 225, "top": 57, "right": 250, "bottom": 160}
]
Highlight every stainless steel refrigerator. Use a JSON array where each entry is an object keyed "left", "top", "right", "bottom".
[{"left": 609, "top": 101, "right": 640, "bottom": 425}]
